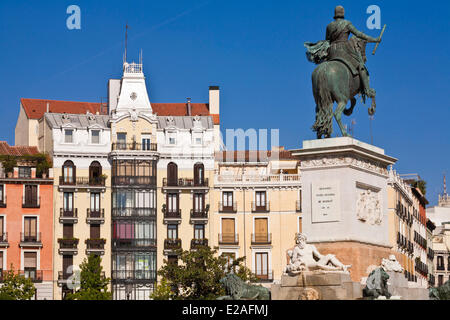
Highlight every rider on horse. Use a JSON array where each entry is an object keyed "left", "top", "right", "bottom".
[{"left": 326, "top": 6, "right": 381, "bottom": 99}]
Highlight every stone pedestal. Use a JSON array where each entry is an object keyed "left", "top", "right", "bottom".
[
  {"left": 291, "top": 137, "right": 397, "bottom": 282},
  {"left": 385, "top": 271, "right": 429, "bottom": 300},
  {"left": 271, "top": 271, "right": 362, "bottom": 300}
]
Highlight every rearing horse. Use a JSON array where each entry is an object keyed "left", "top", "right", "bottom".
[{"left": 311, "top": 37, "right": 376, "bottom": 139}]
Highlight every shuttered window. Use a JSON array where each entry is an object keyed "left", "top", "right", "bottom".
[{"left": 24, "top": 252, "right": 37, "bottom": 268}]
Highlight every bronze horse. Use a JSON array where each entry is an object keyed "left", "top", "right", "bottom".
[{"left": 311, "top": 37, "right": 376, "bottom": 139}]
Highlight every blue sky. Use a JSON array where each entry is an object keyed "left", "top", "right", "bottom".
[{"left": 0, "top": 0, "right": 449, "bottom": 205}]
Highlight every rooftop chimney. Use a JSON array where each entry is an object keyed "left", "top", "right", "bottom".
[
  {"left": 187, "top": 98, "right": 192, "bottom": 116},
  {"left": 46, "top": 102, "right": 49, "bottom": 113}
]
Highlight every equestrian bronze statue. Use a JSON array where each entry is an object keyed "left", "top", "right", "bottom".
[{"left": 305, "top": 6, "right": 385, "bottom": 139}]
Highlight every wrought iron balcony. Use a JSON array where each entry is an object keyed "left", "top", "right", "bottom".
[
  {"left": 58, "top": 238, "right": 79, "bottom": 255},
  {"left": 164, "top": 238, "right": 182, "bottom": 251},
  {"left": 19, "top": 270, "right": 43, "bottom": 282},
  {"left": 162, "top": 177, "right": 209, "bottom": 188},
  {"left": 20, "top": 232, "right": 42, "bottom": 247},
  {"left": 112, "top": 142, "right": 157, "bottom": 152},
  {"left": 112, "top": 176, "right": 156, "bottom": 186},
  {"left": 218, "top": 202, "right": 237, "bottom": 213},
  {"left": 86, "top": 238, "right": 106, "bottom": 255},
  {"left": 251, "top": 201, "right": 270, "bottom": 213},
  {"left": 86, "top": 209, "right": 105, "bottom": 224},
  {"left": 251, "top": 233, "right": 272, "bottom": 245},
  {"left": 190, "top": 209, "right": 208, "bottom": 219},
  {"left": 215, "top": 174, "right": 301, "bottom": 186},
  {"left": 59, "top": 208, "right": 78, "bottom": 224},
  {"left": 59, "top": 176, "right": 106, "bottom": 187},
  {"left": 163, "top": 209, "right": 181, "bottom": 220},
  {"left": 22, "top": 196, "right": 40, "bottom": 208},
  {"left": 0, "top": 233, "right": 8, "bottom": 247},
  {"left": 190, "top": 238, "right": 209, "bottom": 249},
  {"left": 218, "top": 233, "right": 239, "bottom": 245}
]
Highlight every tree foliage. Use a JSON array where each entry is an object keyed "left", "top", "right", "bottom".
[
  {"left": 0, "top": 264, "right": 36, "bottom": 300},
  {"left": 66, "top": 254, "right": 112, "bottom": 300},
  {"left": 151, "top": 246, "right": 257, "bottom": 300},
  {"left": 413, "top": 179, "right": 427, "bottom": 195}
]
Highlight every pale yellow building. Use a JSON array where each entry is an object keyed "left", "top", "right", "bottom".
[{"left": 211, "top": 149, "right": 301, "bottom": 284}]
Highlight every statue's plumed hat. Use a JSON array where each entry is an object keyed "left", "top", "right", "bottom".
[{"left": 334, "top": 5, "right": 345, "bottom": 19}]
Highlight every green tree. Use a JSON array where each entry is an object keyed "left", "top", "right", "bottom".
[
  {"left": 0, "top": 264, "right": 36, "bottom": 300},
  {"left": 151, "top": 246, "right": 257, "bottom": 300},
  {"left": 413, "top": 179, "right": 427, "bottom": 195},
  {"left": 66, "top": 254, "right": 112, "bottom": 300}
]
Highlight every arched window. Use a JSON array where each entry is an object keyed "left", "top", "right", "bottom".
[
  {"left": 62, "top": 160, "right": 75, "bottom": 184},
  {"left": 194, "top": 163, "right": 204, "bottom": 186},
  {"left": 89, "top": 161, "right": 102, "bottom": 185},
  {"left": 167, "top": 162, "right": 178, "bottom": 186}
]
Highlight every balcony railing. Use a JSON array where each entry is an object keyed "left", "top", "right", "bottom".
[
  {"left": 255, "top": 270, "right": 274, "bottom": 283},
  {"left": 215, "top": 174, "right": 301, "bottom": 186},
  {"left": 163, "top": 178, "right": 209, "bottom": 188},
  {"left": 0, "top": 233, "right": 8, "bottom": 246},
  {"left": 112, "top": 142, "right": 157, "bottom": 152},
  {"left": 112, "top": 208, "right": 156, "bottom": 218},
  {"left": 58, "top": 238, "right": 79, "bottom": 254},
  {"left": 190, "top": 209, "right": 208, "bottom": 219},
  {"left": 112, "top": 238, "right": 156, "bottom": 249},
  {"left": 112, "top": 176, "right": 156, "bottom": 186},
  {"left": 112, "top": 270, "right": 157, "bottom": 281},
  {"left": 191, "top": 238, "right": 209, "bottom": 249},
  {"left": 86, "top": 239, "right": 106, "bottom": 254},
  {"left": 59, "top": 208, "right": 78, "bottom": 223},
  {"left": 164, "top": 239, "right": 182, "bottom": 250},
  {"left": 19, "top": 270, "right": 43, "bottom": 282},
  {"left": 20, "top": 232, "right": 42, "bottom": 246},
  {"left": 87, "top": 209, "right": 105, "bottom": 224},
  {"left": 219, "top": 233, "right": 239, "bottom": 245},
  {"left": 251, "top": 201, "right": 270, "bottom": 213},
  {"left": 22, "top": 197, "right": 40, "bottom": 208},
  {"left": 437, "top": 265, "right": 445, "bottom": 271},
  {"left": 164, "top": 209, "right": 181, "bottom": 219},
  {"left": 218, "top": 202, "right": 237, "bottom": 213},
  {"left": 251, "top": 233, "right": 272, "bottom": 245},
  {"left": 59, "top": 176, "right": 106, "bottom": 187}
]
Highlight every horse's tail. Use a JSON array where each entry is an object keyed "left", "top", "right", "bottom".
[{"left": 312, "top": 63, "right": 334, "bottom": 138}]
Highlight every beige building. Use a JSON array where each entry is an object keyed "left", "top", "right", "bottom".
[
  {"left": 38, "top": 112, "right": 112, "bottom": 299},
  {"left": 211, "top": 149, "right": 301, "bottom": 284},
  {"left": 433, "top": 222, "right": 450, "bottom": 286}
]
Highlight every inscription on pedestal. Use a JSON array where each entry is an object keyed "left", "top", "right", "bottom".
[{"left": 311, "top": 181, "right": 340, "bottom": 223}]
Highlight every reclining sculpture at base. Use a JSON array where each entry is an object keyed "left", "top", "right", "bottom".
[{"left": 284, "top": 233, "right": 351, "bottom": 275}]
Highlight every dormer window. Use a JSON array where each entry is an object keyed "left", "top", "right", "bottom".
[
  {"left": 64, "top": 129, "right": 74, "bottom": 143},
  {"left": 91, "top": 130, "right": 100, "bottom": 144},
  {"left": 167, "top": 132, "right": 176, "bottom": 145}
]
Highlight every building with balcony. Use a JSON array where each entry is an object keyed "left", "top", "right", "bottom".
[
  {"left": 38, "top": 112, "right": 112, "bottom": 300},
  {"left": 212, "top": 148, "right": 301, "bottom": 284},
  {"left": 0, "top": 142, "right": 53, "bottom": 299},
  {"left": 432, "top": 221, "right": 450, "bottom": 287}
]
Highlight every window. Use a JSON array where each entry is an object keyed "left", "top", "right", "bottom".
[
  {"left": 0, "top": 185, "right": 4, "bottom": 204},
  {"left": 64, "top": 129, "right": 74, "bottom": 143},
  {"left": 24, "top": 217, "right": 38, "bottom": 241},
  {"left": 19, "top": 167, "right": 31, "bottom": 178},
  {"left": 167, "top": 224, "right": 178, "bottom": 240},
  {"left": 255, "top": 252, "right": 269, "bottom": 279},
  {"left": 89, "top": 161, "right": 102, "bottom": 185},
  {"left": 167, "top": 132, "right": 176, "bottom": 145},
  {"left": 62, "top": 160, "right": 75, "bottom": 184},
  {"left": 23, "top": 252, "right": 37, "bottom": 280},
  {"left": 256, "top": 191, "right": 267, "bottom": 207},
  {"left": 90, "top": 224, "right": 100, "bottom": 239},
  {"left": 63, "top": 192, "right": 73, "bottom": 212},
  {"left": 437, "top": 256, "right": 444, "bottom": 270},
  {"left": 254, "top": 218, "right": 269, "bottom": 243},
  {"left": 194, "top": 163, "right": 205, "bottom": 186},
  {"left": 193, "top": 193, "right": 204, "bottom": 213},
  {"left": 222, "top": 192, "right": 233, "bottom": 208},
  {"left": 195, "top": 137, "right": 202, "bottom": 145},
  {"left": 24, "top": 185, "right": 38, "bottom": 207},
  {"left": 91, "top": 130, "right": 100, "bottom": 144},
  {"left": 141, "top": 134, "right": 152, "bottom": 150},
  {"left": 117, "top": 133, "right": 127, "bottom": 149},
  {"left": 194, "top": 224, "right": 205, "bottom": 240},
  {"left": 0, "top": 251, "right": 3, "bottom": 272},
  {"left": 90, "top": 193, "right": 100, "bottom": 212},
  {"left": 438, "top": 275, "right": 444, "bottom": 287},
  {"left": 167, "top": 162, "right": 178, "bottom": 186},
  {"left": 193, "top": 132, "right": 203, "bottom": 145},
  {"left": 0, "top": 216, "right": 4, "bottom": 240},
  {"left": 167, "top": 194, "right": 178, "bottom": 213}
]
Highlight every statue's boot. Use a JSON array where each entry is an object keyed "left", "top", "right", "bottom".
[{"left": 359, "top": 67, "right": 376, "bottom": 99}]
